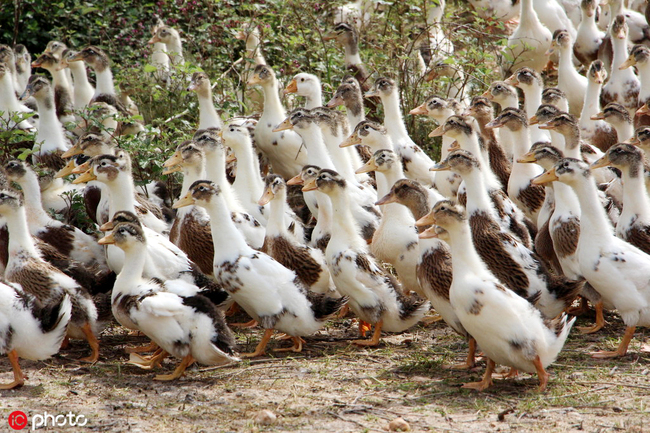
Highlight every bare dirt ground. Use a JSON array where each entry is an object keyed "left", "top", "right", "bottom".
[{"left": 1, "top": 309, "right": 649, "bottom": 432}]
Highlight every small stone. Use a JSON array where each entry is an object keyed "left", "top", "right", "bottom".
[
  {"left": 386, "top": 417, "right": 410, "bottom": 431},
  {"left": 254, "top": 409, "right": 277, "bottom": 425}
]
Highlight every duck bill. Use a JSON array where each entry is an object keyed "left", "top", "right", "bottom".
[
  {"left": 67, "top": 52, "right": 83, "bottom": 63},
  {"left": 148, "top": 35, "right": 161, "bottom": 45},
  {"left": 625, "top": 136, "right": 640, "bottom": 145},
  {"left": 18, "top": 86, "right": 34, "bottom": 101},
  {"left": 55, "top": 159, "right": 77, "bottom": 178},
  {"left": 163, "top": 151, "right": 182, "bottom": 168},
  {"left": 409, "top": 104, "right": 428, "bottom": 116},
  {"left": 355, "top": 160, "right": 378, "bottom": 174},
  {"left": 415, "top": 212, "right": 436, "bottom": 227},
  {"left": 247, "top": 75, "right": 262, "bottom": 86},
  {"left": 322, "top": 33, "right": 336, "bottom": 41},
  {"left": 531, "top": 168, "right": 558, "bottom": 185},
  {"left": 516, "top": 151, "right": 537, "bottom": 163},
  {"left": 428, "top": 124, "right": 445, "bottom": 137},
  {"left": 99, "top": 221, "right": 114, "bottom": 232},
  {"left": 162, "top": 165, "right": 182, "bottom": 175},
  {"left": 97, "top": 233, "right": 116, "bottom": 245},
  {"left": 283, "top": 79, "right": 298, "bottom": 95},
  {"left": 273, "top": 118, "right": 293, "bottom": 132},
  {"left": 429, "top": 161, "right": 450, "bottom": 171},
  {"left": 636, "top": 104, "right": 650, "bottom": 115},
  {"left": 225, "top": 153, "right": 237, "bottom": 164},
  {"left": 62, "top": 144, "right": 82, "bottom": 159},
  {"left": 590, "top": 112, "right": 605, "bottom": 120},
  {"left": 72, "top": 168, "right": 97, "bottom": 184},
  {"left": 537, "top": 122, "right": 555, "bottom": 130},
  {"left": 424, "top": 69, "right": 437, "bottom": 82},
  {"left": 529, "top": 115, "right": 539, "bottom": 125},
  {"left": 186, "top": 81, "right": 198, "bottom": 92},
  {"left": 418, "top": 226, "right": 438, "bottom": 239},
  {"left": 481, "top": 90, "right": 493, "bottom": 100},
  {"left": 590, "top": 155, "right": 611, "bottom": 169},
  {"left": 258, "top": 188, "right": 274, "bottom": 206},
  {"left": 544, "top": 46, "right": 556, "bottom": 57},
  {"left": 364, "top": 89, "right": 379, "bottom": 98},
  {"left": 286, "top": 174, "right": 304, "bottom": 186},
  {"left": 619, "top": 56, "right": 636, "bottom": 70},
  {"left": 31, "top": 59, "right": 44, "bottom": 68},
  {"left": 504, "top": 75, "right": 518, "bottom": 87},
  {"left": 339, "top": 133, "right": 361, "bottom": 147},
  {"left": 485, "top": 119, "right": 504, "bottom": 129},
  {"left": 375, "top": 191, "right": 397, "bottom": 206},
  {"left": 302, "top": 178, "right": 318, "bottom": 192},
  {"left": 173, "top": 192, "right": 195, "bottom": 209},
  {"left": 72, "top": 160, "right": 91, "bottom": 174},
  {"left": 326, "top": 94, "right": 344, "bottom": 108}
]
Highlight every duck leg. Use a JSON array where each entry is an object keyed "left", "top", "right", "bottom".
[
  {"left": 577, "top": 301, "right": 606, "bottom": 334},
  {"left": 241, "top": 329, "right": 274, "bottom": 358},
  {"left": 445, "top": 337, "right": 477, "bottom": 370},
  {"left": 155, "top": 354, "right": 195, "bottom": 381},
  {"left": 533, "top": 356, "right": 549, "bottom": 392},
  {"left": 124, "top": 341, "right": 159, "bottom": 354},
  {"left": 358, "top": 320, "right": 372, "bottom": 337},
  {"left": 592, "top": 326, "right": 636, "bottom": 358},
  {"left": 60, "top": 336, "right": 70, "bottom": 350},
  {"left": 462, "top": 358, "right": 495, "bottom": 391},
  {"left": 128, "top": 349, "right": 168, "bottom": 369},
  {"left": 274, "top": 336, "right": 305, "bottom": 353},
  {"left": 0, "top": 350, "right": 25, "bottom": 390},
  {"left": 420, "top": 313, "right": 444, "bottom": 325},
  {"left": 230, "top": 319, "right": 258, "bottom": 328},
  {"left": 79, "top": 322, "right": 100, "bottom": 363},
  {"left": 353, "top": 320, "right": 382, "bottom": 346}
]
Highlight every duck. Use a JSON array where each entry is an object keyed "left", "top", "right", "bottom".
[
  {"left": 12, "top": 44, "right": 30, "bottom": 94},
  {"left": 425, "top": 0, "right": 455, "bottom": 64},
  {"left": 303, "top": 169, "right": 429, "bottom": 346},
  {"left": 31, "top": 51, "right": 74, "bottom": 122},
  {"left": 601, "top": 15, "right": 640, "bottom": 117},
  {"left": 421, "top": 200, "right": 575, "bottom": 391},
  {"left": 42, "top": 40, "right": 72, "bottom": 87},
  {"left": 602, "top": 0, "right": 650, "bottom": 46},
  {"left": 533, "top": 158, "right": 650, "bottom": 357},
  {"left": 0, "top": 45, "right": 24, "bottom": 95},
  {"left": 163, "top": 142, "right": 215, "bottom": 276},
  {"left": 284, "top": 73, "right": 323, "bottom": 109},
  {"left": 482, "top": 80, "right": 519, "bottom": 159},
  {"left": 591, "top": 143, "right": 650, "bottom": 254},
  {"left": 487, "top": 108, "right": 546, "bottom": 223},
  {"left": 334, "top": 0, "right": 373, "bottom": 29},
  {"left": 0, "top": 62, "right": 34, "bottom": 130},
  {"left": 0, "top": 189, "right": 100, "bottom": 363},
  {"left": 504, "top": 67, "right": 551, "bottom": 143},
  {"left": 463, "top": 96, "right": 512, "bottom": 193},
  {"left": 409, "top": 96, "right": 463, "bottom": 198},
  {"left": 186, "top": 72, "right": 223, "bottom": 129},
  {"left": 579, "top": 60, "right": 618, "bottom": 152},
  {"left": 68, "top": 46, "right": 116, "bottom": 102},
  {"left": 3, "top": 159, "right": 108, "bottom": 273},
  {"left": 324, "top": 23, "right": 370, "bottom": 90},
  {"left": 592, "top": 102, "right": 635, "bottom": 142},
  {"left": 542, "top": 87, "right": 570, "bottom": 112},
  {"left": 546, "top": 30, "right": 587, "bottom": 115},
  {"left": 60, "top": 49, "right": 95, "bottom": 109},
  {"left": 327, "top": 76, "right": 366, "bottom": 133},
  {"left": 19, "top": 75, "right": 71, "bottom": 170},
  {"left": 191, "top": 128, "right": 266, "bottom": 249},
  {"left": 287, "top": 165, "right": 332, "bottom": 251},
  {"left": 0, "top": 281, "right": 71, "bottom": 389},
  {"left": 175, "top": 180, "right": 347, "bottom": 356},
  {"left": 248, "top": 64, "right": 308, "bottom": 180},
  {"left": 367, "top": 77, "right": 437, "bottom": 187},
  {"left": 148, "top": 25, "right": 184, "bottom": 65},
  {"left": 619, "top": 44, "right": 650, "bottom": 115},
  {"left": 98, "top": 221, "right": 239, "bottom": 380},
  {"left": 431, "top": 149, "right": 582, "bottom": 318},
  {"left": 504, "top": 0, "right": 552, "bottom": 75},
  {"left": 574, "top": 0, "right": 606, "bottom": 68},
  {"left": 357, "top": 149, "right": 422, "bottom": 297},
  {"left": 148, "top": 16, "right": 170, "bottom": 84},
  {"left": 259, "top": 174, "right": 335, "bottom": 295}
]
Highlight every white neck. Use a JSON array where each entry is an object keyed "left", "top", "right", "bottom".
[
  {"left": 520, "top": 0, "right": 539, "bottom": 27},
  {"left": 202, "top": 196, "right": 253, "bottom": 261},
  {"left": 4, "top": 207, "right": 40, "bottom": 259},
  {"left": 68, "top": 62, "right": 94, "bottom": 107},
  {"left": 521, "top": 86, "right": 549, "bottom": 142},
  {"left": 509, "top": 127, "right": 543, "bottom": 177},
  {"left": 304, "top": 89, "right": 322, "bottom": 109},
  {"left": 181, "top": 164, "right": 205, "bottom": 196},
  {"left": 446, "top": 221, "right": 491, "bottom": 280},
  {"left": 203, "top": 147, "right": 243, "bottom": 212},
  {"left": 321, "top": 128, "right": 356, "bottom": 180},
  {"left": 461, "top": 167, "right": 498, "bottom": 218},
  {"left": 113, "top": 241, "right": 148, "bottom": 298},
  {"left": 376, "top": 163, "right": 405, "bottom": 198},
  {"left": 611, "top": 37, "right": 636, "bottom": 86},
  {"left": 620, "top": 167, "right": 650, "bottom": 224},
  {"left": 346, "top": 109, "right": 365, "bottom": 130},
  {"left": 246, "top": 34, "right": 265, "bottom": 65},
  {"left": 580, "top": 78, "right": 603, "bottom": 128},
  {"left": 265, "top": 189, "right": 288, "bottom": 236},
  {"left": 105, "top": 174, "right": 138, "bottom": 219},
  {"left": 297, "top": 124, "right": 336, "bottom": 170},
  {"left": 613, "top": 121, "right": 635, "bottom": 142},
  {"left": 229, "top": 138, "right": 265, "bottom": 202},
  {"left": 44, "top": 66, "right": 72, "bottom": 92},
  {"left": 381, "top": 90, "right": 410, "bottom": 143},
  {"left": 327, "top": 187, "right": 367, "bottom": 250},
  {"left": 568, "top": 175, "right": 615, "bottom": 239},
  {"left": 34, "top": 93, "right": 68, "bottom": 153},
  {"left": 552, "top": 180, "right": 580, "bottom": 217},
  {"left": 16, "top": 171, "right": 53, "bottom": 229},
  {"left": 458, "top": 132, "right": 502, "bottom": 190},
  {"left": 261, "top": 77, "right": 287, "bottom": 121},
  {"left": 198, "top": 88, "right": 222, "bottom": 129},
  {"left": 165, "top": 38, "right": 184, "bottom": 64},
  {"left": 0, "top": 73, "right": 22, "bottom": 112},
  {"left": 344, "top": 45, "right": 363, "bottom": 67},
  {"left": 95, "top": 67, "right": 115, "bottom": 96},
  {"left": 635, "top": 62, "right": 650, "bottom": 101}
]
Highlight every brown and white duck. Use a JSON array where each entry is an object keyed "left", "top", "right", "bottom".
[
  {"left": 30, "top": 51, "right": 74, "bottom": 122},
  {"left": 186, "top": 72, "right": 223, "bottom": 130},
  {"left": 326, "top": 76, "right": 366, "bottom": 133},
  {"left": 324, "top": 23, "right": 370, "bottom": 90},
  {"left": 287, "top": 165, "right": 332, "bottom": 251},
  {"left": 574, "top": 0, "right": 605, "bottom": 68},
  {"left": 592, "top": 102, "right": 635, "bottom": 142},
  {"left": 579, "top": 60, "right": 618, "bottom": 152}
]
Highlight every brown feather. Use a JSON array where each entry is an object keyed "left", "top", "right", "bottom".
[
  {"left": 261, "top": 235, "right": 323, "bottom": 288},
  {"left": 551, "top": 216, "right": 580, "bottom": 259}
]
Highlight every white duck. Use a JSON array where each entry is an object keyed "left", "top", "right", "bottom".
[
  {"left": 284, "top": 72, "right": 322, "bottom": 109},
  {"left": 545, "top": 29, "right": 587, "bottom": 115},
  {"left": 186, "top": 72, "right": 223, "bottom": 129},
  {"left": 60, "top": 49, "right": 95, "bottom": 109},
  {"left": 504, "top": 0, "right": 552, "bottom": 74}
]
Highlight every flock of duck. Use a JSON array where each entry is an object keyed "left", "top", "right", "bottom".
[{"left": 1, "top": 0, "right": 650, "bottom": 393}]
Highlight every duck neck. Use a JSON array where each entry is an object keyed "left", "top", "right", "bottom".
[
  {"left": 298, "top": 125, "right": 337, "bottom": 169},
  {"left": 5, "top": 207, "right": 40, "bottom": 259},
  {"left": 560, "top": 127, "right": 582, "bottom": 159},
  {"left": 637, "top": 62, "right": 650, "bottom": 100},
  {"left": 581, "top": 78, "right": 603, "bottom": 124},
  {"left": 45, "top": 66, "right": 72, "bottom": 92},
  {"left": 611, "top": 36, "right": 636, "bottom": 85},
  {"left": 197, "top": 87, "right": 222, "bottom": 129},
  {"left": 0, "top": 73, "right": 21, "bottom": 111},
  {"left": 520, "top": 0, "right": 539, "bottom": 27},
  {"left": 94, "top": 66, "right": 115, "bottom": 96},
  {"left": 265, "top": 189, "right": 288, "bottom": 236},
  {"left": 613, "top": 121, "right": 635, "bottom": 142},
  {"left": 558, "top": 45, "right": 578, "bottom": 82},
  {"left": 552, "top": 180, "right": 580, "bottom": 216},
  {"left": 345, "top": 96, "right": 365, "bottom": 128},
  {"left": 261, "top": 78, "right": 287, "bottom": 119},
  {"left": 229, "top": 139, "right": 265, "bottom": 199},
  {"left": 181, "top": 164, "right": 205, "bottom": 195},
  {"left": 522, "top": 86, "right": 543, "bottom": 120},
  {"left": 166, "top": 38, "right": 184, "bottom": 64},
  {"left": 462, "top": 167, "right": 498, "bottom": 218},
  {"left": 446, "top": 221, "right": 489, "bottom": 279},
  {"left": 16, "top": 172, "right": 53, "bottom": 228},
  {"left": 344, "top": 41, "right": 363, "bottom": 67},
  {"left": 321, "top": 128, "right": 355, "bottom": 180},
  {"left": 510, "top": 126, "right": 542, "bottom": 177},
  {"left": 381, "top": 90, "right": 410, "bottom": 143},
  {"left": 327, "top": 187, "right": 366, "bottom": 250},
  {"left": 569, "top": 175, "right": 614, "bottom": 238},
  {"left": 203, "top": 147, "right": 242, "bottom": 211},
  {"left": 458, "top": 132, "right": 501, "bottom": 189},
  {"left": 203, "top": 197, "right": 252, "bottom": 260},
  {"left": 621, "top": 166, "right": 650, "bottom": 221},
  {"left": 34, "top": 92, "right": 67, "bottom": 152},
  {"left": 376, "top": 164, "right": 405, "bottom": 198},
  {"left": 106, "top": 174, "right": 137, "bottom": 219},
  {"left": 304, "top": 88, "right": 322, "bottom": 109},
  {"left": 113, "top": 242, "right": 147, "bottom": 296}
]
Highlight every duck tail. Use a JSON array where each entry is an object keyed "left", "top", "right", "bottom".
[
  {"left": 308, "top": 292, "right": 349, "bottom": 321},
  {"left": 548, "top": 275, "right": 584, "bottom": 310},
  {"left": 545, "top": 312, "right": 576, "bottom": 363}
]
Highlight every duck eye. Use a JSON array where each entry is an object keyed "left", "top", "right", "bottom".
[
  {"left": 230, "top": 128, "right": 234, "bottom": 132},
  {"left": 300, "top": 78, "right": 305, "bottom": 82},
  {"left": 364, "top": 125, "right": 369, "bottom": 130}
]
